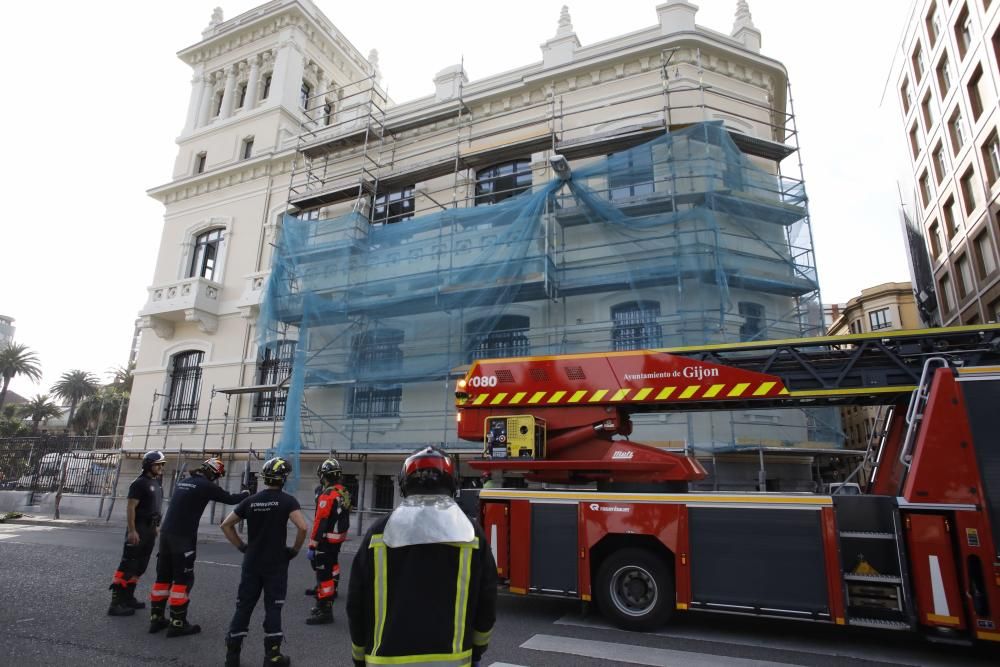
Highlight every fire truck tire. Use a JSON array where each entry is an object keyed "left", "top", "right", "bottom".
[{"left": 595, "top": 548, "right": 674, "bottom": 631}]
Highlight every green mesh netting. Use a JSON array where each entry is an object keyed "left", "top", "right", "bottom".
[{"left": 258, "top": 122, "right": 832, "bottom": 486}]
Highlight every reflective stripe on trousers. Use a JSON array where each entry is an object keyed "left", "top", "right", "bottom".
[{"left": 363, "top": 650, "right": 473, "bottom": 666}]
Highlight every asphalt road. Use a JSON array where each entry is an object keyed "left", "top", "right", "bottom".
[{"left": 0, "top": 521, "right": 997, "bottom": 666}]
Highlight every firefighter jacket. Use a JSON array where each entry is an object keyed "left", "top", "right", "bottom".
[
  {"left": 346, "top": 512, "right": 498, "bottom": 667},
  {"left": 309, "top": 483, "right": 350, "bottom": 550}
]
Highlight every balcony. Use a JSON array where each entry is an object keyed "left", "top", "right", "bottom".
[{"left": 140, "top": 277, "right": 222, "bottom": 338}]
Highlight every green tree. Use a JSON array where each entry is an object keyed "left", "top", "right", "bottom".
[
  {"left": 51, "top": 369, "right": 98, "bottom": 431},
  {"left": 71, "top": 386, "right": 128, "bottom": 437},
  {"left": 108, "top": 363, "right": 134, "bottom": 394},
  {"left": 0, "top": 342, "right": 43, "bottom": 413},
  {"left": 19, "top": 394, "right": 63, "bottom": 433}
]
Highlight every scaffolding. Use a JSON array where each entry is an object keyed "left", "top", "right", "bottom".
[{"left": 257, "top": 48, "right": 835, "bottom": 483}]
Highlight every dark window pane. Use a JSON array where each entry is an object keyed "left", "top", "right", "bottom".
[
  {"left": 164, "top": 351, "right": 204, "bottom": 423},
  {"left": 253, "top": 340, "right": 296, "bottom": 421},
  {"left": 611, "top": 301, "right": 662, "bottom": 351},
  {"left": 475, "top": 160, "right": 532, "bottom": 206}
]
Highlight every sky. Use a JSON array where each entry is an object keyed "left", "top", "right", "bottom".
[{"left": 0, "top": 0, "right": 914, "bottom": 399}]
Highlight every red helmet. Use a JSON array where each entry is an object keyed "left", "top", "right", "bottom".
[
  {"left": 398, "top": 446, "right": 456, "bottom": 497},
  {"left": 201, "top": 457, "right": 226, "bottom": 480}
]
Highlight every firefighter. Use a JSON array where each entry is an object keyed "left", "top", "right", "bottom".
[
  {"left": 221, "top": 457, "right": 308, "bottom": 667},
  {"left": 305, "top": 457, "right": 351, "bottom": 625},
  {"left": 347, "top": 446, "right": 497, "bottom": 667},
  {"left": 108, "top": 450, "right": 166, "bottom": 616},
  {"left": 149, "top": 457, "right": 249, "bottom": 637}
]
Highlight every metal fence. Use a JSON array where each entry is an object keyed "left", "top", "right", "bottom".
[{"left": 0, "top": 436, "right": 121, "bottom": 505}]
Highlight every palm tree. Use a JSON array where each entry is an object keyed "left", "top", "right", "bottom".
[
  {"left": 108, "top": 363, "right": 134, "bottom": 394},
  {"left": 0, "top": 342, "right": 43, "bottom": 413},
  {"left": 71, "top": 386, "right": 128, "bottom": 436},
  {"left": 20, "top": 394, "right": 63, "bottom": 433},
  {"left": 50, "top": 369, "right": 98, "bottom": 429}
]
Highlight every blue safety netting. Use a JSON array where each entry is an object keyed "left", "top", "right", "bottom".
[{"left": 258, "top": 121, "right": 832, "bottom": 482}]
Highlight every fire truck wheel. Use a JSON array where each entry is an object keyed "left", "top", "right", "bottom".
[{"left": 595, "top": 548, "right": 674, "bottom": 631}]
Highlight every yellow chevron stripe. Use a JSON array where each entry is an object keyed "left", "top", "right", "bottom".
[
  {"left": 568, "top": 390, "right": 588, "bottom": 403},
  {"left": 679, "top": 385, "right": 700, "bottom": 399},
  {"left": 473, "top": 394, "right": 488, "bottom": 405},
  {"left": 779, "top": 387, "right": 790, "bottom": 395},
  {"left": 589, "top": 389, "right": 609, "bottom": 402},
  {"left": 528, "top": 392, "right": 546, "bottom": 404},
  {"left": 656, "top": 386, "right": 676, "bottom": 400},
  {"left": 547, "top": 391, "right": 566, "bottom": 403},
  {"left": 728, "top": 383, "right": 750, "bottom": 397},
  {"left": 490, "top": 393, "right": 508, "bottom": 405},
  {"left": 633, "top": 388, "right": 652, "bottom": 401},
  {"left": 611, "top": 389, "right": 630, "bottom": 401},
  {"left": 703, "top": 384, "right": 725, "bottom": 398},
  {"left": 753, "top": 381, "right": 775, "bottom": 396},
  {"left": 509, "top": 392, "right": 527, "bottom": 404}
]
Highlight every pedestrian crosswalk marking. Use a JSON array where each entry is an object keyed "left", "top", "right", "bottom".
[{"left": 522, "top": 634, "right": 793, "bottom": 666}]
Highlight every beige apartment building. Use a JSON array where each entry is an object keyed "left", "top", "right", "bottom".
[
  {"left": 126, "top": 0, "right": 828, "bottom": 506},
  {"left": 826, "top": 282, "right": 921, "bottom": 451},
  {"left": 897, "top": 0, "right": 1000, "bottom": 326}
]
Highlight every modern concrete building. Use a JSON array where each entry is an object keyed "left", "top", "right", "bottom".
[
  {"left": 0, "top": 315, "right": 14, "bottom": 347},
  {"left": 896, "top": 0, "right": 1000, "bottom": 327},
  {"left": 126, "top": 0, "right": 828, "bottom": 504},
  {"left": 826, "top": 281, "right": 921, "bottom": 451}
]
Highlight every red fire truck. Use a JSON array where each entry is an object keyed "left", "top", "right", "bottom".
[{"left": 455, "top": 324, "right": 1000, "bottom": 642}]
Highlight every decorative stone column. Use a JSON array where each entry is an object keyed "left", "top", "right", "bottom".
[
  {"left": 271, "top": 32, "right": 306, "bottom": 112},
  {"left": 220, "top": 64, "right": 238, "bottom": 119},
  {"left": 244, "top": 55, "right": 261, "bottom": 111},
  {"left": 183, "top": 66, "right": 207, "bottom": 134},
  {"left": 197, "top": 73, "right": 215, "bottom": 127}
]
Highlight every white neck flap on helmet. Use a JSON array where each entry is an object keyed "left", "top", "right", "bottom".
[{"left": 382, "top": 495, "right": 475, "bottom": 548}]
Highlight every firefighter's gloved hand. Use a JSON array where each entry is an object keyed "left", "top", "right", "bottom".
[
  {"left": 306, "top": 548, "right": 315, "bottom": 561},
  {"left": 286, "top": 547, "right": 299, "bottom": 561},
  {"left": 237, "top": 542, "right": 247, "bottom": 553}
]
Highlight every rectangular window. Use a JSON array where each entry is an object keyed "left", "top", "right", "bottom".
[
  {"left": 956, "top": 254, "right": 974, "bottom": 297},
  {"left": 912, "top": 42, "right": 926, "bottom": 81},
  {"left": 929, "top": 220, "right": 944, "bottom": 256},
  {"left": 955, "top": 5, "right": 974, "bottom": 59},
  {"left": 241, "top": 137, "right": 254, "bottom": 160},
  {"left": 939, "top": 273, "right": 955, "bottom": 313},
  {"left": 932, "top": 141, "right": 949, "bottom": 182},
  {"left": 974, "top": 232, "right": 997, "bottom": 277},
  {"left": 608, "top": 147, "right": 655, "bottom": 200},
  {"left": 909, "top": 123, "right": 922, "bottom": 158},
  {"left": 982, "top": 130, "right": 1000, "bottom": 185},
  {"left": 373, "top": 475, "right": 395, "bottom": 511},
  {"left": 612, "top": 301, "right": 663, "bottom": 350},
  {"left": 213, "top": 91, "right": 224, "bottom": 117},
  {"left": 936, "top": 54, "right": 952, "bottom": 96},
  {"left": 944, "top": 196, "right": 960, "bottom": 238},
  {"left": 868, "top": 308, "right": 892, "bottom": 330},
  {"left": 347, "top": 329, "right": 403, "bottom": 418},
  {"left": 926, "top": 2, "right": 941, "bottom": 45},
  {"left": 901, "top": 79, "right": 913, "bottom": 113},
  {"left": 960, "top": 166, "right": 979, "bottom": 213},
  {"left": 919, "top": 170, "right": 933, "bottom": 206},
  {"left": 164, "top": 351, "right": 204, "bottom": 424},
  {"left": 253, "top": 340, "right": 295, "bottom": 421},
  {"left": 921, "top": 92, "right": 936, "bottom": 130},
  {"left": 236, "top": 83, "right": 248, "bottom": 109},
  {"left": 475, "top": 160, "right": 532, "bottom": 206},
  {"left": 195, "top": 152, "right": 207, "bottom": 174},
  {"left": 948, "top": 108, "right": 966, "bottom": 155},
  {"left": 372, "top": 185, "right": 415, "bottom": 225},
  {"left": 967, "top": 65, "right": 985, "bottom": 119},
  {"left": 300, "top": 81, "right": 311, "bottom": 110},
  {"left": 262, "top": 74, "right": 272, "bottom": 100},
  {"left": 990, "top": 297, "right": 1000, "bottom": 323},
  {"left": 738, "top": 302, "right": 767, "bottom": 342}
]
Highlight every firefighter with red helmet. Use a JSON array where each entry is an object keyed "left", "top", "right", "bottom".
[
  {"left": 222, "top": 457, "right": 308, "bottom": 667},
  {"left": 108, "top": 450, "right": 166, "bottom": 616},
  {"left": 149, "top": 457, "right": 249, "bottom": 637},
  {"left": 347, "top": 446, "right": 497, "bottom": 667},
  {"left": 305, "top": 457, "right": 351, "bottom": 625}
]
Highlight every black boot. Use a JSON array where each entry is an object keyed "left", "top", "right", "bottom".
[
  {"left": 263, "top": 637, "right": 290, "bottom": 666},
  {"left": 107, "top": 585, "right": 135, "bottom": 617},
  {"left": 148, "top": 601, "right": 169, "bottom": 634},
  {"left": 304, "top": 587, "right": 315, "bottom": 596},
  {"left": 165, "top": 603, "right": 202, "bottom": 638},
  {"left": 126, "top": 583, "right": 146, "bottom": 610},
  {"left": 225, "top": 638, "right": 242, "bottom": 667},
  {"left": 305, "top": 601, "right": 333, "bottom": 625}
]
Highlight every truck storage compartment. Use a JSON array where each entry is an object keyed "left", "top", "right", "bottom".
[
  {"left": 530, "top": 503, "right": 578, "bottom": 594},
  {"left": 688, "top": 507, "right": 829, "bottom": 617}
]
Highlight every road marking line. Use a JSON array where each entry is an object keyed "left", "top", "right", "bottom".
[
  {"left": 0, "top": 534, "right": 19, "bottom": 540},
  {"left": 196, "top": 560, "right": 239, "bottom": 568},
  {"left": 488, "top": 663, "right": 530, "bottom": 667},
  {"left": 553, "top": 614, "right": 961, "bottom": 666},
  {"left": 522, "top": 634, "right": 792, "bottom": 666}
]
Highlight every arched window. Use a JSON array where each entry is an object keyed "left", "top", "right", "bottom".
[
  {"left": 254, "top": 340, "right": 296, "bottom": 421},
  {"left": 189, "top": 228, "right": 224, "bottom": 280},
  {"left": 467, "top": 316, "right": 530, "bottom": 361},
  {"left": 475, "top": 159, "right": 532, "bottom": 206},
  {"left": 164, "top": 351, "right": 204, "bottom": 423},
  {"left": 347, "top": 329, "right": 403, "bottom": 418},
  {"left": 611, "top": 301, "right": 662, "bottom": 351}
]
